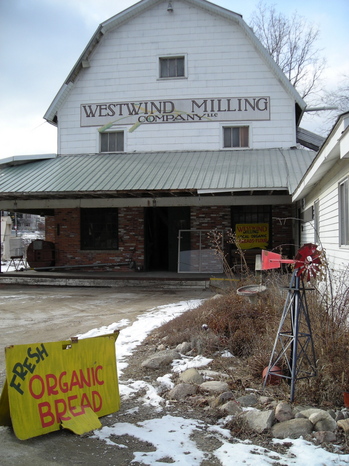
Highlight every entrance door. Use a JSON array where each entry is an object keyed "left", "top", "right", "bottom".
[{"left": 144, "top": 207, "right": 190, "bottom": 271}]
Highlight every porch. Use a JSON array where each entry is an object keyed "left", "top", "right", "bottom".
[{"left": 0, "top": 269, "right": 234, "bottom": 290}]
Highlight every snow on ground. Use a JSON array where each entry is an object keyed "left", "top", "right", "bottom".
[{"left": 77, "top": 299, "right": 349, "bottom": 466}]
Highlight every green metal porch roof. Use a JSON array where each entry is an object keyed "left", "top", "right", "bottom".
[{"left": 0, "top": 149, "right": 315, "bottom": 200}]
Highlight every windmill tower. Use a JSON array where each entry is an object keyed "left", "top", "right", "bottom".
[{"left": 261, "top": 244, "right": 321, "bottom": 401}]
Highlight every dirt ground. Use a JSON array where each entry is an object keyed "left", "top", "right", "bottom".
[{"left": 0, "top": 284, "right": 212, "bottom": 466}]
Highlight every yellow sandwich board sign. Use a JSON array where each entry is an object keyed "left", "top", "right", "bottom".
[{"left": 0, "top": 332, "right": 120, "bottom": 440}]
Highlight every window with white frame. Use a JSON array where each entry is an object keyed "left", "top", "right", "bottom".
[
  {"left": 339, "top": 178, "right": 349, "bottom": 245},
  {"left": 159, "top": 56, "right": 185, "bottom": 78},
  {"left": 223, "top": 126, "right": 249, "bottom": 148},
  {"left": 100, "top": 131, "right": 124, "bottom": 152}
]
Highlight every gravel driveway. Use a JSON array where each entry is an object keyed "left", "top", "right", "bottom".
[{"left": 0, "top": 285, "right": 211, "bottom": 465}]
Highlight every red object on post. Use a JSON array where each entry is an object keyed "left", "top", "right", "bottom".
[
  {"left": 262, "top": 366, "right": 283, "bottom": 385},
  {"left": 344, "top": 392, "right": 349, "bottom": 408},
  {"left": 261, "top": 250, "right": 295, "bottom": 270}
]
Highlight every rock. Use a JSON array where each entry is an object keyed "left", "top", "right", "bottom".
[
  {"left": 200, "top": 381, "right": 230, "bottom": 394},
  {"left": 219, "top": 400, "right": 243, "bottom": 415},
  {"left": 275, "top": 401, "right": 294, "bottom": 422},
  {"left": 293, "top": 405, "right": 314, "bottom": 415},
  {"left": 141, "top": 350, "right": 180, "bottom": 369},
  {"left": 236, "top": 393, "right": 258, "bottom": 407},
  {"left": 210, "top": 391, "right": 234, "bottom": 408},
  {"left": 259, "top": 396, "right": 273, "bottom": 405},
  {"left": 313, "top": 431, "right": 337, "bottom": 444},
  {"left": 271, "top": 418, "right": 313, "bottom": 439},
  {"left": 176, "top": 342, "right": 192, "bottom": 354},
  {"left": 242, "top": 409, "right": 275, "bottom": 434},
  {"left": 168, "top": 383, "right": 198, "bottom": 400},
  {"left": 199, "top": 369, "right": 229, "bottom": 380},
  {"left": 299, "top": 408, "right": 323, "bottom": 418},
  {"left": 308, "top": 411, "right": 337, "bottom": 432},
  {"left": 179, "top": 368, "right": 204, "bottom": 384},
  {"left": 337, "top": 419, "right": 349, "bottom": 434},
  {"left": 335, "top": 411, "right": 345, "bottom": 421}
]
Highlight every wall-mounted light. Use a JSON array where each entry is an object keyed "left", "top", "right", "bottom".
[{"left": 167, "top": 1, "right": 173, "bottom": 12}]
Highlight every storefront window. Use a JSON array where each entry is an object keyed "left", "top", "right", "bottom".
[{"left": 81, "top": 208, "right": 118, "bottom": 250}]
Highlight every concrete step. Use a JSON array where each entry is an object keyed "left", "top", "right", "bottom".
[{"left": 0, "top": 271, "right": 214, "bottom": 289}]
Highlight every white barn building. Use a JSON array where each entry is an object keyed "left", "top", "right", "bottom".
[{"left": 0, "top": 0, "right": 317, "bottom": 273}]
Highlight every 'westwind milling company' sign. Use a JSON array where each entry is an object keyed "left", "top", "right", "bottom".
[{"left": 81, "top": 96, "right": 270, "bottom": 128}]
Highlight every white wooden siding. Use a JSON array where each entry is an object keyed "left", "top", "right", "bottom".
[
  {"left": 57, "top": 0, "right": 296, "bottom": 155},
  {"left": 300, "top": 162, "right": 349, "bottom": 270}
]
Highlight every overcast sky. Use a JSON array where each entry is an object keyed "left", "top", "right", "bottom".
[{"left": 0, "top": 0, "right": 348, "bottom": 160}]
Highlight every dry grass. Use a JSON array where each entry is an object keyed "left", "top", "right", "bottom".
[{"left": 150, "top": 267, "right": 349, "bottom": 407}]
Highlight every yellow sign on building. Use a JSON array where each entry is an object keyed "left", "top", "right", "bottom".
[
  {"left": 235, "top": 223, "right": 269, "bottom": 249},
  {"left": 0, "top": 332, "right": 120, "bottom": 440}
]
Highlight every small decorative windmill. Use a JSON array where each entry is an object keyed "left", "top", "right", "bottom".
[{"left": 261, "top": 243, "right": 321, "bottom": 401}]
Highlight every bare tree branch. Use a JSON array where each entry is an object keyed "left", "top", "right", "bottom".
[
  {"left": 322, "top": 75, "right": 349, "bottom": 127},
  {"left": 249, "top": 2, "right": 326, "bottom": 99}
]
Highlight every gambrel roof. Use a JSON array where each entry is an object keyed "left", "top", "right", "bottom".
[{"left": 44, "top": 0, "right": 306, "bottom": 126}]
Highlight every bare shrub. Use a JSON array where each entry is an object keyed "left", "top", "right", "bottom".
[
  {"left": 305, "top": 262, "right": 349, "bottom": 405},
  {"left": 152, "top": 233, "right": 349, "bottom": 406}
]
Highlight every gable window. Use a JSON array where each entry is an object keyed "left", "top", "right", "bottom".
[
  {"left": 339, "top": 179, "right": 349, "bottom": 246},
  {"left": 223, "top": 126, "right": 249, "bottom": 148},
  {"left": 81, "top": 208, "right": 118, "bottom": 250},
  {"left": 100, "top": 131, "right": 124, "bottom": 152},
  {"left": 159, "top": 56, "right": 185, "bottom": 78}
]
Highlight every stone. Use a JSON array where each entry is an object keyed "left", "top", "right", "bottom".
[
  {"left": 299, "top": 408, "right": 323, "bottom": 418},
  {"left": 313, "top": 431, "right": 337, "bottom": 444},
  {"left": 308, "top": 411, "right": 337, "bottom": 432},
  {"left": 275, "top": 401, "right": 294, "bottom": 422},
  {"left": 199, "top": 370, "right": 229, "bottom": 380},
  {"left": 271, "top": 418, "right": 313, "bottom": 439},
  {"left": 141, "top": 350, "right": 180, "bottom": 369},
  {"left": 200, "top": 381, "right": 230, "bottom": 394},
  {"left": 219, "top": 400, "right": 243, "bottom": 415},
  {"left": 259, "top": 396, "right": 273, "bottom": 405},
  {"left": 335, "top": 411, "right": 345, "bottom": 421},
  {"left": 210, "top": 391, "right": 234, "bottom": 408},
  {"left": 295, "top": 412, "right": 307, "bottom": 419},
  {"left": 236, "top": 393, "right": 258, "bottom": 407},
  {"left": 168, "top": 383, "right": 198, "bottom": 400},
  {"left": 179, "top": 368, "right": 204, "bottom": 384},
  {"left": 337, "top": 419, "right": 349, "bottom": 434},
  {"left": 176, "top": 342, "right": 192, "bottom": 354},
  {"left": 242, "top": 409, "right": 275, "bottom": 434}
]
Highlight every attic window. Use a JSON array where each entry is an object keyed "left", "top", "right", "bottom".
[
  {"left": 100, "top": 131, "right": 124, "bottom": 152},
  {"left": 159, "top": 56, "right": 185, "bottom": 78},
  {"left": 223, "top": 126, "right": 249, "bottom": 148}
]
